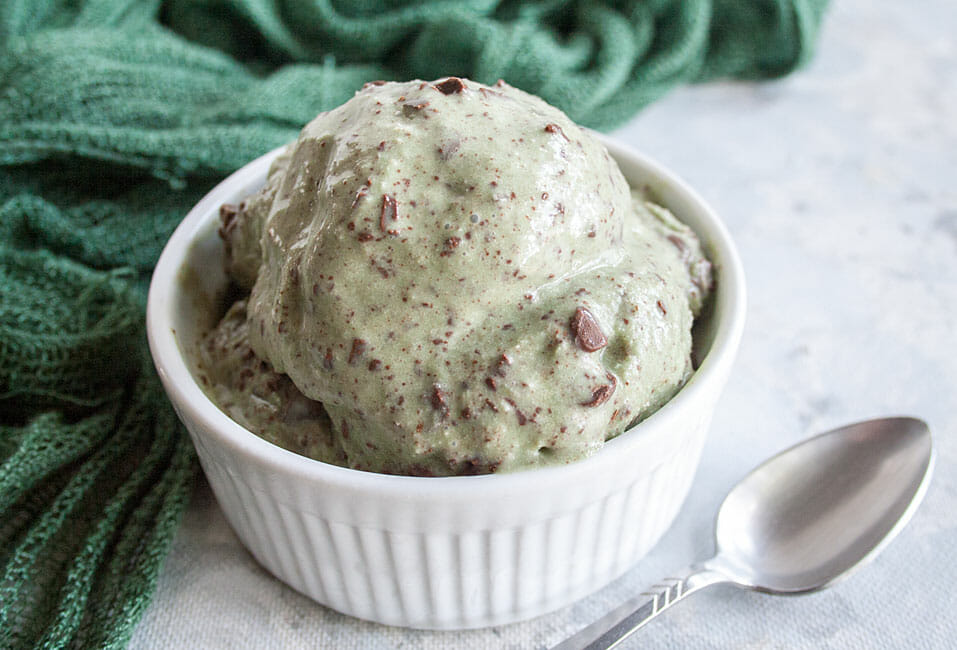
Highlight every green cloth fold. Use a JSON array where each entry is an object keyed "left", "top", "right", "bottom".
[{"left": 0, "top": 1, "right": 827, "bottom": 646}]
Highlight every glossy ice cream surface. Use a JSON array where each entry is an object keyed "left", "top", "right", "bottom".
[{"left": 198, "top": 78, "right": 711, "bottom": 476}]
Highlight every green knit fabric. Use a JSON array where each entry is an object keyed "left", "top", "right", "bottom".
[{"left": 0, "top": 1, "right": 828, "bottom": 647}]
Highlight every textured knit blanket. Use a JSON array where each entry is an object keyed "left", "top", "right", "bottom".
[{"left": 0, "top": 1, "right": 827, "bottom": 647}]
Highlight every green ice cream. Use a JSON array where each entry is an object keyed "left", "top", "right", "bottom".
[{"left": 201, "top": 78, "right": 711, "bottom": 476}]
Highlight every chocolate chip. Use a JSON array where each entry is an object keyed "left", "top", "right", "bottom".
[
  {"left": 380, "top": 194, "right": 399, "bottom": 234},
  {"left": 434, "top": 77, "right": 465, "bottom": 95},
  {"left": 569, "top": 307, "right": 607, "bottom": 352},
  {"left": 348, "top": 338, "right": 366, "bottom": 365}
]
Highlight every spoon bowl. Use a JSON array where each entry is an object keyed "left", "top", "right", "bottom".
[
  {"left": 556, "top": 417, "right": 934, "bottom": 649},
  {"left": 714, "top": 417, "right": 934, "bottom": 594}
]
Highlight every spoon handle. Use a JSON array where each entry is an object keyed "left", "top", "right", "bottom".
[{"left": 552, "top": 564, "right": 727, "bottom": 650}]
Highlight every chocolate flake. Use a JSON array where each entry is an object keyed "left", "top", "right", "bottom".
[
  {"left": 402, "top": 101, "right": 430, "bottom": 117},
  {"left": 504, "top": 398, "right": 527, "bottom": 425},
  {"left": 372, "top": 259, "right": 390, "bottom": 278},
  {"left": 434, "top": 77, "right": 465, "bottom": 95},
  {"left": 485, "top": 376, "right": 497, "bottom": 391},
  {"left": 581, "top": 377, "right": 616, "bottom": 408},
  {"left": 667, "top": 234, "right": 688, "bottom": 257},
  {"left": 569, "top": 307, "right": 607, "bottom": 352},
  {"left": 478, "top": 86, "right": 503, "bottom": 100},
  {"left": 380, "top": 194, "right": 399, "bottom": 234},
  {"left": 357, "top": 232, "right": 375, "bottom": 242},
  {"left": 408, "top": 464, "right": 435, "bottom": 477},
  {"left": 544, "top": 123, "right": 570, "bottom": 141},
  {"left": 352, "top": 185, "right": 369, "bottom": 208},
  {"left": 323, "top": 348, "right": 334, "bottom": 370},
  {"left": 430, "top": 384, "right": 449, "bottom": 416},
  {"left": 348, "top": 338, "right": 367, "bottom": 365},
  {"left": 368, "top": 359, "right": 382, "bottom": 371},
  {"left": 492, "top": 353, "right": 511, "bottom": 377},
  {"left": 440, "top": 236, "right": 461, "bottom": 256}
]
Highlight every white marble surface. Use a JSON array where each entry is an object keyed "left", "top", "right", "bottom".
[{"left": 130, "top": 1, "right": 957, "bottom": 647}]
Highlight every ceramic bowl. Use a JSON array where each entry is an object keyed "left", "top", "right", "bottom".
[{"left": 146, "top": 134, "right": 746, "bottom": 629}]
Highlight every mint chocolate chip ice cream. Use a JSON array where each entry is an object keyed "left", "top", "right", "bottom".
[{"left": 198, "top": 78, "right": 712, "bottom": 476}]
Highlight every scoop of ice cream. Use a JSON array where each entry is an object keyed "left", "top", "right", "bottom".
[
  {"left": 215, "top": 77, "right": 711, "bottom": 475},
  {"left": 196, "top": 300, "right": 344, "bottom": 464}
]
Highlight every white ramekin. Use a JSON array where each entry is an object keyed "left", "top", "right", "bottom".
[{"left": 146, "top": 135, "right": 746, "bottom": 630}]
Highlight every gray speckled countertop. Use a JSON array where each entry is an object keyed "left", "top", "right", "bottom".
[{"left": 130, "top": 1, "right": 957, "bottom": 647}]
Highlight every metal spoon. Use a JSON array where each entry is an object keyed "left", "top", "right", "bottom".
[{"left": 554, "top": 417, "right": 934, "bottom": 650}]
